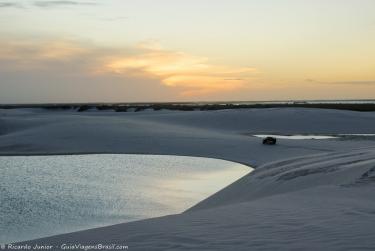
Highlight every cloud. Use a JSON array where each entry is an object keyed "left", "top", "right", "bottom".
[
  {"left": 106, "top": 42, "right": 257, "bottom": 96},
  {"left": 0, "top": 38, "right": 178, "bottom": 103},
  {"left": 306, "top": 79, "right": 375, "bottom": 85},
  {"left": 0, "top": 37, "right": 258, "bottom": 102},
  {"left": 0, "top": 2, "right": 22, "bottom": 8},
  {"left": 330, "top": 81, "right": 375, "bottom": 85},
  {"left": 0, "top": 0, "right": 97, "bottom": 9},
  {"left": 33, "top": 0, "right": 96, "bottom": 8}
]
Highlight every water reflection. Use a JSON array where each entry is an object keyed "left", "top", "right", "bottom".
[
  {"left": 157, "top": 167, "right": 250, "bottom": 210},
  {"left": 0, "top": 154, "right": 251, "bottom": 244}
]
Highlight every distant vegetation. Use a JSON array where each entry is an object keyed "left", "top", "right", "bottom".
[{"left": 1, "top": 102, "right": 375, "bottom": 112}]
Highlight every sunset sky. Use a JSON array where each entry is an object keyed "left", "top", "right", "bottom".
[{"left": 0, "top": 0, "right": 374, "bottom": 103}]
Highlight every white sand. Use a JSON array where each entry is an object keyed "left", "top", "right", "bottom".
[
  {"left": 1, "top": 108, "right": 375, "bottom": 250},
  {"left": 1, "top": 108, "right": 375, "bottom": 166}
]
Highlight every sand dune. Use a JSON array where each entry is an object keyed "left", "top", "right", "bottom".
[
  {"left": 1, "top": 108, "right": 375, "bottom": 166},
  {"left": 1, "top": 108, "right": 375, "bottom": 250}
]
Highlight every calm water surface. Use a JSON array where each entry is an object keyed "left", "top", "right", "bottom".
[
  {"left": 253, "top": 134, "right": 338, "bottom": 140},
  {"left": 0, "top": 154, "right": 251, "bottom": 244},
  {"left": 253, "top": 134, "right": 375, "bottom": 140}
]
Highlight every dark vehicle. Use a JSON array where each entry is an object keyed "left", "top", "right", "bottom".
[{"left": 263, "top": 137, "right": 277, "bottom": 145}]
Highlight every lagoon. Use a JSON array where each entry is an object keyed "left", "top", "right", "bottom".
[{"left": 0, "top": 154, "right": 251, "bottom": 244}]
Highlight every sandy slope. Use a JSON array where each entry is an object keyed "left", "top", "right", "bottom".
[
  {"left": 20, "top": 149, "right": 375, "bottom": 250},
  {"left": 1, "top": 108, "right": 375, "bottom": 166},
  {"left": 1, "top": 108, "right": 375, "bottom": 250}
]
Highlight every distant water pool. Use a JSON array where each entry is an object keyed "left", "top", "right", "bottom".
[
  {"left": 253, "top": 134, "right": 375, "bottom": 140},
  {"left": 0, "top": 154, "right": 251, "bottom": 244},
  {"left": 253, "top": 134, "right": 338, "bottom": 140}
]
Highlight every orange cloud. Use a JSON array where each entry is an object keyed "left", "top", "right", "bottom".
[
  {"left": 105, "top": 43, "right": 257, "bottom": 96},
  {"left": 0, "top": 39, "right": 93, "bottom": 73},
  {"left": 0, "top": 38, "right": 258, "bottom": 97}
]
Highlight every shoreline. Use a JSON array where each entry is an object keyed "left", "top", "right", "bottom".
[{"left": 0, "top": 152, "right": 257, "bottom": 170}]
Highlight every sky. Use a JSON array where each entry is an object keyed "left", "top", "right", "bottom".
[{"left": 0, "top": 0, "right": 375, "bottom": 103}]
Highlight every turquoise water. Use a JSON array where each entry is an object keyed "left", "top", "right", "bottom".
[{"left": 0, "top": 154, "right": 251, "bottom": 244}]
